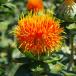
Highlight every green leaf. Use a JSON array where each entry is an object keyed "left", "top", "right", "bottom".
[
  {"left": 64, "top": 72, "right": 76, "bottom": 76},
  {"left": 0, "top": 21, "right": 10, "bottom": 31},
  {"left": 0, "top": 0, "right": 8, "bottom": 4},
  {"left": 72, "top": 65, "right": 76, "bottom": 73},
  {"left": 8, "top": 63, "right": 21, "bottom": 76},
  {"left": 2, "top": 3, "right": 17, "bottom": 9},
  {"left": 66, "top": 23, "right": 76, "bottom": 30},
  {"left": 0, "top": 38, "right": 13, "bottom": 48},
  {"left": 49, "top": 63, "right": 64, "bottom": 74}
]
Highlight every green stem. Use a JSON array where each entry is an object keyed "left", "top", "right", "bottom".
[
  {"left": 67, "top": 34, "right": 75, "bottom": 71},
  {"left": 2, "top": 31, "right": 5, "bottom": 40}
]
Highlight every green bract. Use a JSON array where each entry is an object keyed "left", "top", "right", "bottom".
[{"left": 57, "top": 1, "right": 76, "bottom": 22}]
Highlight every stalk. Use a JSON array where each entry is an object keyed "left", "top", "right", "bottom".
[{"left": 67, "top": 34, "right": 75, "bottom": 71}]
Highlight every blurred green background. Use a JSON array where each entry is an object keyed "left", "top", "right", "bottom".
[{"left": 0, "top": 0, "right": 76, "bottom": 76}]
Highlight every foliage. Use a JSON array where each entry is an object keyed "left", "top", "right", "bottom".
[{"left": 0, "top": 0, "right": 76, "bottom": 76}]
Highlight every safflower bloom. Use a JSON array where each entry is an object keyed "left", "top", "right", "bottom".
[
  {"left": 27, "top": 0, "right": 43, "bottom": 12},
  {"left": 14, "top": 14, "right": 63, "bottom": 55}
]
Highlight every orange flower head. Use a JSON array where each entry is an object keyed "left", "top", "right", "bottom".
[
  {"left": 27, "top": 0, "right": 43, "bottom": 12},
  {"left": 64, "top": 0, "right": 75, "bottom": 5},
  {"left": 15, "top": 14, "right": 63, "bottom": 55}
]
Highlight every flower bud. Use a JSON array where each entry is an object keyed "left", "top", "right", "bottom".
[{"left": 56, "top": 0, "right": 76, "bottom": 22}]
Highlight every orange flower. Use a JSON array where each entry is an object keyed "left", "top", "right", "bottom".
[
  {"left": 27, "top": 0, "right": 43, "bottom": 12},
  {"left": 15, "top": 14, "right": 63, "bottom": 55},
  {"left": 64, "top": 0, "right": 75, "bottom": 5}
]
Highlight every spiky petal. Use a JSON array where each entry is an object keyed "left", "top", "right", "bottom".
[{"left": 15, "top": 14, "right": 63, "bottom": 55}]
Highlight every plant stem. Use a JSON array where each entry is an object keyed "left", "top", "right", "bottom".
[
  {"left": 67, "top": 34, "right": 75, "bottom": 71},
  {"left": 2, "top": 31, "right": 5, "bottom": 40}
]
